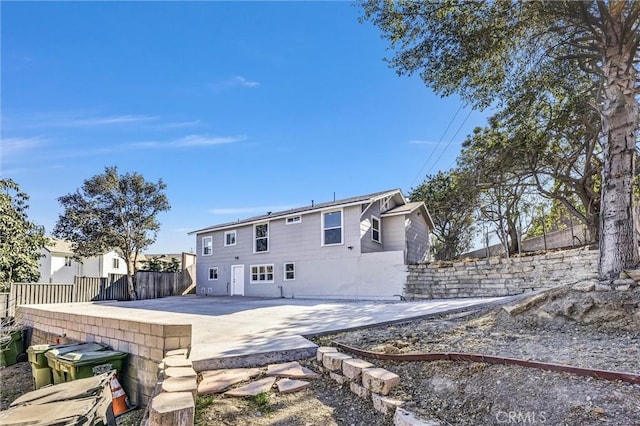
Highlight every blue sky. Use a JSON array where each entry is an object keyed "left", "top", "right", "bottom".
[{"left": 2, "top": 1, "right": 490, "bottom": 254}]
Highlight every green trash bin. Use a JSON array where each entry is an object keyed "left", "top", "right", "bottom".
[
  {"left": 56, "top": 350, "right": 128, "bottom": 381},
  {"left": 0, "top": 328, "right": 24, "bottom": 367},
  {"left": 27, "top": 343, "right": 81, "bottom": 389},
  {"left": 44, "top": 342, "right": 109, "bottom": 384}
]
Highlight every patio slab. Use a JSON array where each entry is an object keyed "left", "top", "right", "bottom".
[{"left": 25, "top": 295, "right": 517, "bottom": 370}]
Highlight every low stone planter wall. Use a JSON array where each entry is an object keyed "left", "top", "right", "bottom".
[
  {"left": 315, "top": 347, "right": 439, "bottom": 425},
  {"left": 17, "top": 305, "right": 192, "bottom": 406},
  {"left": 406, "top": 248, "right": 598, "bottom": 299}
]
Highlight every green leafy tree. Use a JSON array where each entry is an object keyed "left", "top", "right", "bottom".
[
  {"left": 361, "top": 0, "right": 640, "bottom": 280},
  {"left": 54, "top": 167, "right": 170, "bottom": 299},
  {"left": 0, "top": 179, "right": 48, "bottom": 286},
  {"left": 410, "top": 170, "right": 478, "bottom": 260}
]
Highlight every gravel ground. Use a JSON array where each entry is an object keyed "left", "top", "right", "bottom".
[{"left": 2, "top": 285, "right": 639, "bottom": 425}]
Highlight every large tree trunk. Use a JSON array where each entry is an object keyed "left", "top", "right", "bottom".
[{"left": 597, "top": 5, "right": 639, "bottom": 281}]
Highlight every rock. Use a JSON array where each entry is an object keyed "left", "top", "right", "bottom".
[
  {"left": 362, "top": 368, "right": 400, "bottom": 396},
  {"left": 276, "top": 378, "right": 310, "bottom": 394},
  {"left": 316, "top": 346, "right": 338, "bottom": 362},
  {"left": 502, "top": 293, "right": 548, "bottom": 316},
  {"left": 266, "top": 361, "right": 320, "bottom": 379},
  {"left": 149, "top": 392, "right": 194, "bottom": 426},
  {"left": 572, "top": 281, "right": 596, "bottom": 292},
  {"left": 342, "top": 358, "right": 374, "bottom": 381},
  {"left": 371, "top": 393, "right": 404, "bottom": 415},
  {"left": 198, "top": 368, "right": 262, "bottom": 394},
  {"left": 224, "top": 377, "right": 276, "bottom": 397}
]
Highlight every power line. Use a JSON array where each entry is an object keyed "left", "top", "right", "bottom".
[
  {"left": 409, "top": 103, "right": 463, "bottom": 187},
  {"left": 426, "top": 108, "right": 473, "bottom": 175}
]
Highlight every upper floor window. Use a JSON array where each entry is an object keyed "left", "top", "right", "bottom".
[
  {"left": 64, "top": 256, "right": 72, "bottom": 267},
  {"left": 322, "top": 210, "right": 343, "bottom": 245},
  {"left": 286, "top": 216, "right": 302, "bottom": 225},
  {"left": 224, "top": 230, "right": 237, "bottom": 247},
  {"left": 371, "top": 216, "right": 381, "bottom": 243},
  {"left": 254, "top": 223, "right": 269, "bottom": 253},
  {"left": 202, "top": 236, "right": 213, "bottom": 256},
  {"left": 113, "top": 258, "right": 120, "bottom": 269}
]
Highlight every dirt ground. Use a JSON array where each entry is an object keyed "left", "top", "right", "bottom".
[{"left": 2, "top": 284, "right": 639, "bottom": 425}]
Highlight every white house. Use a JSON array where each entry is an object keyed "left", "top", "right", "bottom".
[
  {"left": 38, "top": 239, "right": 128, "bottom": 283},
  {"left": 189, "top": 189, "right": 433, "bottom": 300}
]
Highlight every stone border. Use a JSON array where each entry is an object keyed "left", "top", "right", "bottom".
[{"left": 315, "top": 346, "right": 440, "bottom": 425}]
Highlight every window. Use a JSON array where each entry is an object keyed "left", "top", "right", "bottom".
[
  {"left": 224, "top": 230, "right": 237, "bottom": 247},
  {"left": 202, "top": 236, "right": 213, "bottom": 256},
  {"left": 254, "top": 223, "right": 269, "bottom": 253},
  {"left": 113, "top": 258, "right": 120, "bottom": 269},
  {"left": 64, "top": 256, "right": 72, "bottom": 267},
  {"left": 284, "top": 262, "right": 295, "bottom": 281},
  {"left": 286, "top": 216, "right": 302, "bottom": 225},
  {"left": 250, "top": 264, "right": 274, "bottom": 283},
  {"left": 371, "top": 216, "right": 381, "bottom": 243},
  {"left": 322, "top": 210, "right": 343, "bottom": 245},
  {"left": 208, "top": 267, "right": 218, "bottom": 280}
]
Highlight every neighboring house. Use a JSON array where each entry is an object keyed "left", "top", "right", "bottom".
[
  {"left": 38, "top": 239, "right": 128, "bottom": 283},
  {"left": 189, "top": 189, "right": 433, "bottom": 300}
]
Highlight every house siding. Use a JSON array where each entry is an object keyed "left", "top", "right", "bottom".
[
  {"left": 193, "top": 190, "right": 433, "bottom": 300},
  {"left": 360, "top": 202, "right": 384, "bottom": 254},
  {"left": 406, "top": 209, "right": 431, "bottom": 264},
  {"left": 196, "top": 205, "right": 366, "bottom": 298}
]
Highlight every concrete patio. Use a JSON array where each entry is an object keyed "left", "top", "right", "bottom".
[{"left": 25, "top": 294, "right": 517, "bottom": 371}]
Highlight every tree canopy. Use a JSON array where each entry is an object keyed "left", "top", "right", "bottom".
[
  {"left": 0, "top": 179, "right": 48, "bottom": 286},
  {"left": 362, "top": 0, "right": 640, "bottom": 280},
  {"left": 54, "top": 166, "right": 170, "bottom": 299},
  {"left": 410, "top": 170, "right": 477, "bottom": 260}
]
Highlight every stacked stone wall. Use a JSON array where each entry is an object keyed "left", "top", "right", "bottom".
[
  {"left": 406, "top": 248, "right": 598, "bottom": 299},
  {"left": 17, "top": 305, "right": 191, "bottom": 406}
]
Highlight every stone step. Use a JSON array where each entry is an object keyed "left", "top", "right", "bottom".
[
  {"left": 198, "top": 368, "right": 262, "bottom": 394},
  {"left": 224, "top": 377, "right": 277, "bottom": 397}
]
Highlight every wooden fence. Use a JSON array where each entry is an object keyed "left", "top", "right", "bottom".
[{"left": 1, "top": 269, "right": 194, "bottom": 319}]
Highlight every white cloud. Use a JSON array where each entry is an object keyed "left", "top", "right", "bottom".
[
  {"left": 60, "top": 115, "right": 158, "bottom": 127},
  {"left": 233, "top": 76, "right": 260, "bottom": 88},
  {"left": 134, "top": 134, "right": 245, "bottom": 149},
  {"left": 1, "top": 137, "right": 45, "bottom": 161},
  {"left": 208, "top": 75, "right": 261, "bottom": 92}
]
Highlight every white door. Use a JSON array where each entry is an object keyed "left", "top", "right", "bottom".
[{"left": 231, "top": 265, "right": 245, "bottom": 296}]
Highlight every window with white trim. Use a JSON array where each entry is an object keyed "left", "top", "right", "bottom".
[
  {"left": 322, "top": 210, "right": 343, "bottom": 245},
  {"left": 284, "top": 262, "right": 295, "bottom": 281},
  {"left": 224, "top": 230, "right": 237, "bottom": 247},
  {"left": 371, "top": 215, "right": 381, "bottom": 243},
  {"left": 64, "top": 256, "right": 72, "bottom": 267},
  {"left": 254, "top": 223, "right": 269, "bottom": 253},
  {"left": 202, "top": 236, "right": 213, "bottom": 256},
  {"left": 250, "top": 264, "right": 274, "bottom": 283},
  {"left": 208, "top": 267, "right": 218, "bottom": 280},
  {"left": 113, "top": 258, "right": 120, "bottom": 269},
  {"left": 286, "top": 216, "right": 302, "bottom": 225}
]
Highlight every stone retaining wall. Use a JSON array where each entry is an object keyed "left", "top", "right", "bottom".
[
  {"left": 17, "top": 305, "right": 192, "bottom": 406},
  {"left": 406, "top": 248, "right": 598, "bottom": 299}
]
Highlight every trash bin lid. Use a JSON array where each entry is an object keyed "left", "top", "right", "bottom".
[
  {"left": 44, "top": 342, "right": 109, "bottom": 360},
  {"left": 27, "top": 342, "right": 78, "bottom": 355},
  {"left": 57, "top": 350, "right": 127, "bottom": 365}
]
